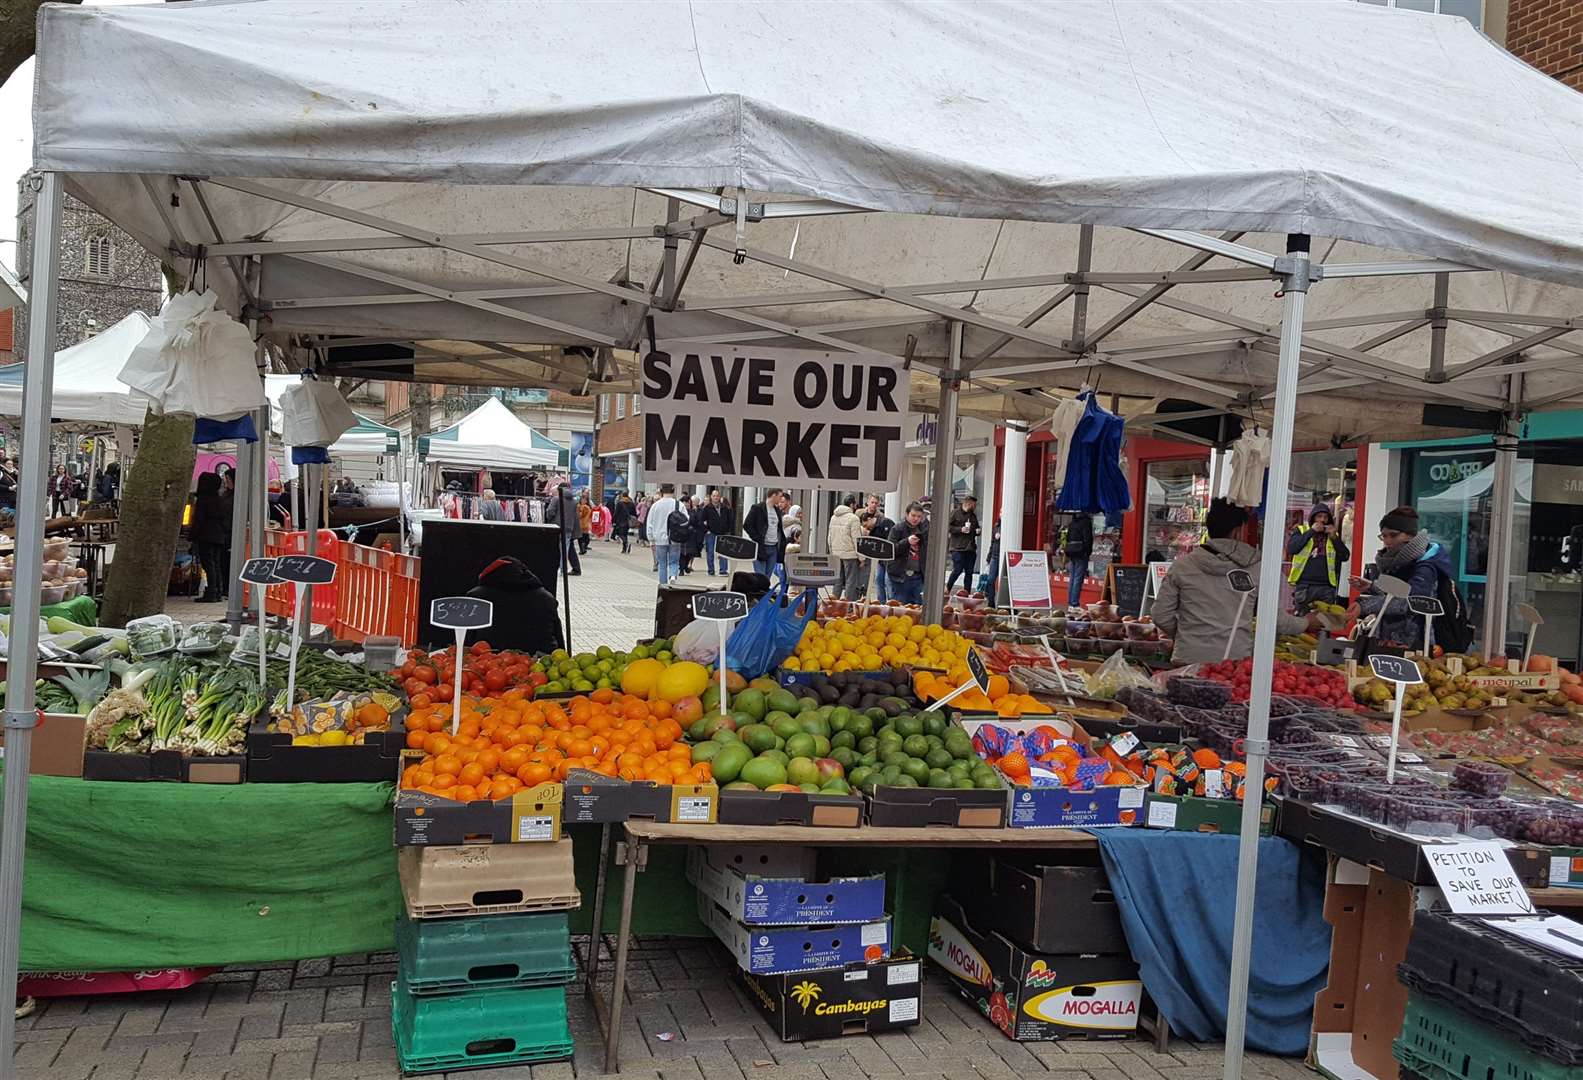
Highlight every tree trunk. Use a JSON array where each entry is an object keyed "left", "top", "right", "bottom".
[
  {"left": 99, "top": 408, "right": 195, "bottom": 628},
  {"left": 0, "top": 0, "right": 78, "bottom": 84}
]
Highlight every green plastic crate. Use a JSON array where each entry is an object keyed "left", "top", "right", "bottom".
[
  {"left": 390, "top": 981, "right": 572, "bottom": 1075},
  {"left": 395, "top": 911, "right": 573, "bottom": 993},
  {"left": 1395, "top": 994, "right": 1578, "bottom": 1080}
]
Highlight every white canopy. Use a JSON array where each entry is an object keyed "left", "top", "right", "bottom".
[
  {"left": 0, "top": 311, "right": 150, "bottom": 426},
  {"left": 418, "top": 397, "right": 562, "bottom": 471}
]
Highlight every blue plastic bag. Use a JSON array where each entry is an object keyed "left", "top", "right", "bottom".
[{"left": 724, "top": 576, "right": 819, "bottom": 678}]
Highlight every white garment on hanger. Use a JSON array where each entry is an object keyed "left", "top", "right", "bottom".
[
  {"left": 1225, "top": 429, "right": 1271, "bottom": 508},
  {"left": 1049, "top": 396, "right": 1086, "bottom": 491}
]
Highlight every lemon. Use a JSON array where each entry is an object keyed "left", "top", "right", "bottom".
[
  {"left": 318, "top": 730, "right": 351, "bottom": 747},
  {"left": 292, "top": 734, "right": 322, "bottom": 747},
  {"left": 783, "top": 656, "right": 802, "bottom": 671}
]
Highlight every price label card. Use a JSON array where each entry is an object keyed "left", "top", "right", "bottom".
[
  {"left": 1226, "top": 569, "right": 1255, "bottom": 593},
  {"left": 714, "top": 534, "right": 759, "bottom": 561},
  {"left": 1407, "top": 595, "right": 1445, "bottom": 616},
  {"left": 1423, "top": 841, "right": 1536, "bottom": 915},
  {"left": 967, "top": 648, "right": 990, "bottom": 692},
  {"left": 1369, "top": 654, "right": 1423, "bottom": 684},
  {"left": 691, "top": 591, "right": 748, "bottom": 621},
  {"left": 274, "top": 554, "right": 337, "bottom": 585},
  {"left": 856, "top": 535, "right": 896, "bottom": 560},
  {"left": 239, "top": 557, "right": 280, "bottom": 585},
  {"left": 431, "top": 596, "right": 494, "bottom": 631}
]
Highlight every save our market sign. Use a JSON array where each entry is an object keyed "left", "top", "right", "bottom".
[{"left": 642, "top": 343, "right": 909, "bottom": 487}]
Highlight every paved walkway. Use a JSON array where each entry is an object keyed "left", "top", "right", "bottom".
[{"left": 14, "top": 939, "right": 1306, "bottom": 1079}]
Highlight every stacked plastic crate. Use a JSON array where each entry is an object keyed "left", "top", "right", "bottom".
[
  {"left": 1394, "top": 909, "right": 1582, "bottom": 1080},
  {"left": 391, "top": 840, "right": 581, "bottom": 1074}
]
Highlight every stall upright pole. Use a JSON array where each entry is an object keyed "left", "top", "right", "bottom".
[
  {"left": 923, "top": 322, "right": 963, "bottom": 625},
  {"left": 225, "top": 438, "right": 253, "bottom": 627},
  {"left": 1222, "top": 236, "right": 1312, "bottom": 1080},
  {"left": 999, "top": 420, "right": 1028, "bottom": 605},
  {"left": 0, "top": 171, "right": 63, "bottom": 1076},
  {"left": 1483, "top": 420, "right": 1520, "bottom": 656}
]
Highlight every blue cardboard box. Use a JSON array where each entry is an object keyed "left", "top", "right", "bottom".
[
  {"left": 698, "top": 893, "right": 891, "bottom": 976},
  {"left": 687, "top": 846, "right": 886, "bottom": 926},
  {"left": 1007, "top": 784, "right": 1144, "bottom": 829}
]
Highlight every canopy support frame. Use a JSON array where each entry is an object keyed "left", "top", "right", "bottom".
[{"left": 923, "top": 322, "right": 964, "bottom": 626}]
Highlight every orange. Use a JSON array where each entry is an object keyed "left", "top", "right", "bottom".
[
  {"left": 452, "top": 784, "right": 478, "bottom": 803},
  {"left": 421, "top": 733, "right": 451, "bottom": 756},
  {"left": 591, "top": 688, "right": 615, "bottom": 705},
  {"left": 998, "top": 752, "right": 1030, "bottom": 779},
  {"left": 458, "top": 762, "right": 486, "bottom": 787},
  {"left": 432, "top": 753, "right": 462, "bottom": 777},
  {"left": 431, "top": 773, "right": 457, "bottom": 790},
  {"left": 1192, "top": 748, "right": 1222, "bottom": 769},
  {"left": 489, "top": 777, "right": 519, "bottom": 800},
  {"left": 406, "top": 730, "right": 428, "bottom": 750},
  {"left": 517, "top": 761, "right": 552, "bottom": 786},
  {"left": 476, "top": 749, "right": 501, "bottom": 775},
  {"left": 500, "top": 748, "right": 528, "bottom": 774}
]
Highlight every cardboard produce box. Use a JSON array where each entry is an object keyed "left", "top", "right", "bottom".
[
  {"left": 562, "top": 771, "right": 717, "bottom": 825},
  {"left": 686, "top": 845, "right": 886, "bottom": 926},
  {"left": 717, "top": 787, "right": 863, "bottom": 828},
  {"left": 698, "top": 893, "right": 890, "bottom": 976},
  {"left": 0, "top": 712, "right": 85, "bottom": 777},
  {"left": 395, "top": 765, "right": 564, "bottom": 846},
  {"left": 863, "top": 783, "right": 1007, "bottom": 828},
  {"left": 737, "top": 952, "right": 923, "bottom": 1041},
  {"left": 927, "top": 894, "right": 1141, "bottom": 1042},
  {"left": 1143, "top": 793, "right": 1276, "bottom": 837},
  {"left": 964, "top": 855, "right": 1129, "bottom": 955},
  {"left": 398, "top": 838, "right": 579, "bottom": 917}
]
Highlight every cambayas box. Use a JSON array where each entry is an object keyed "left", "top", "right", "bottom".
[
  {"left": 927, "top": 894, "right": 1141, "bottom": 1042},
  {"left": 686, "top": 845, "right": 886, "bottom": 926},
  {"left": 698, "top": 893, "right": 891, "bottom": 976},
  {"left": 736, "top": 952, "right": 923, "bottom": 1041}
]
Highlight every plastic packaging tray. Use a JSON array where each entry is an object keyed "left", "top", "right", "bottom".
[
  {"left": 1394, "top": 992, "right": 1572, "bottom": 1080},
  {"left": 395, "top": 911, "right": 574, "bottom": 994},
  {"left": 390, "top": 980, "right": 572, "bottom": 1075}
]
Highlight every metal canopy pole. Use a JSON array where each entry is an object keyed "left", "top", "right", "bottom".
[
  {"left": 0, "top": 172, "right": 63, "bottom": 1073},
  {"left": 1222, "top": 235, "right": 1313, "bottom": 1080},
  {"left": 923, "top": 322, "right": 963, "bottom": 624},
  {"left": 225, "top": 439, "right": 254, "bottom": 626},
  {"left": 1483, "top": 373, "right": 1523, "bottom": 655},
  {"left": 998, "top": 421, "right": 1028, "bottom": 601}
]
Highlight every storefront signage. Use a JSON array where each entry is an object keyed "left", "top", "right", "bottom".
[
  {"left": 1530, "top": 463, "right": 1583, "bottom": 504},
  {"left": 1006, "top": 551, "right": 1054, "bottom": 610},
  {"left": 642, "top": 344, "right": 908, "bottom": 487},
  {"left": 1423, "top": 841, "right": 1535, "bottom": 915}
]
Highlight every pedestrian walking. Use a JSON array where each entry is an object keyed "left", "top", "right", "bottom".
[
  {"left": 545, "top": 482, "right": 583, "bottom": 576},
  {"left": 946, "top": 494, "right": 981, "bottom": 592},
  {"left": 700, "top": 489, "right": 733, "bottom": 575},
  {"left": 743, "top": 488, "right": 788, "bottom": 579},
  {"left": 865, "top": 494, "right": 894, "bottom": 601},
  {"left": 828, "top": 497, "right": 866, "bottom": 600},
  {"left": 577, "top": 493, "right": 594, "bottom": 555},
  {"left": 612, "top": 492, "right": 635, "bottom": 554},
  {"left": 646, "top": 484, "right": 683, "bottom": 585},
  {"left": 635, "top": 494, "right": 651, "bottom": 548},
  {"left": 49, "top": 464, "right": 74, "bottom": 518},
  {"left": 886, "top": 502, "right": 929, "bottom": 605},
  {"left": 1063, "top": 511, "right": 1094, "bottom": 608},
  {"left": 190, "top": 472, "right": 229, "bottom": 602}
]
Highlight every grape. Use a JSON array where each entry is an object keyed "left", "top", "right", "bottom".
[
  {"left": 1166, "top": 677, "right": 1230, "bottom": 709},
  {"left": 1451, "top": 760, "right": 1510, "bottom": 796}
]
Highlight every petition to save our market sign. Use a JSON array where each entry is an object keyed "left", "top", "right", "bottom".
[{"left": 642, "top": 343, "right": 909, "bottom": 486}]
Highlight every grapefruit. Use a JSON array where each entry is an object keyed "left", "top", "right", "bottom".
[
  {"left": 620, "top": 658, "right": 666, "bottom": 697},
  {"left": 657, "top": 661, "right": 710, "bottom": 703}
]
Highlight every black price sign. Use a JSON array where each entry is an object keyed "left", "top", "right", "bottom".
[
  {"left": 691, "top": 591, "right": 748, "bottom": 621},
  {"left": 714, "top": 534, "right": 758, "bottom": 561},
  {"left": 431, "top": 596, "right": 494, "bottom": 631},
  {"left": 1369, "top": 654, "right": 1423, "bottom": 685},
  {"left": 856, "top": 536, "right": 896, "bottom": 560},
  {"left": 239, "top": 557, "right": 280, "bottom": 585},
  {"left": 1226, "top": 569, "right": 1255, "bottom": 593},
  {"left": 1407, "top": 595, "right": 1444, "bottom": 616},
  {"left": 967, "top": 648, "right": 990, "bottom": 692},
  {"left": 274, "top": 555, "right": 337, "bottom": 585}
]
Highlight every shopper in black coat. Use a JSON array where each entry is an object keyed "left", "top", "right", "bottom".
[
  {"left": 190, "top": 471, "right": 230, "bottom": 602},
  {"left": 467, "top": 557, "right": 564, "bottom": 653}
]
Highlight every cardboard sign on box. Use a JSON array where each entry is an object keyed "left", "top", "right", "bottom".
[
  {"left": 927, "top": 894, "right": 1141, "bottom": 1042},
  {"left": 0, "top": 712, "right": 85, "bottom": 777}
]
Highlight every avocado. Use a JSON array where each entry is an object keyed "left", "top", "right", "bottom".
[{"left": 766, "top": 689, "right": 801, "bottom": 715}]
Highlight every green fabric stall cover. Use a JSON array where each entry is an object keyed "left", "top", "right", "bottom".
[
  {"left": 2, "top": 596, "right": 97, "bottom": 626},
  {"left": 15, "top": 774, "right": 400, "bottom": 971}
]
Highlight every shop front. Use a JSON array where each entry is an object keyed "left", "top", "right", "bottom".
[{"left": 1391, "top": 411, "right": 1583, "bottom": 665}]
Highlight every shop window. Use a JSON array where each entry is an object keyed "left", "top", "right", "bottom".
[
  {"left": 598, "top": 394, "right": 609, "bottom": 422},
  {"left": 1356, "top": 0, "right": 1482, "bottom": 28},
  {"left": 85, "top": 233, "right": 113, "bottom": 279},
  {"left": 615, "top": 394, "right": 626, "bottom": 420},
  {"left": 631, "top": 393, "right": 641, "bottom": 416}
]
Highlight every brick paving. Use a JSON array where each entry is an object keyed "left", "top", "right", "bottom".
[{"left": 14, "top": 939, "right": 1306, "bottom": 1079}]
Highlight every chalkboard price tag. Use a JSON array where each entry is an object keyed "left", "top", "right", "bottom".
[
  {"left": 714, "top": 534, "right": 758, "bottom": 561},
  {"left": 1407, "top": 595, "right": 1444, "bottom": 617},
  {"left": 239, "top": 557, "right": 280, "bottom": 585},
  {"left": 431, "top": 596, "right": 494, "bottom": 631},
  {"left": 691, "top": 591, "right": 748, "bottom": 621},
  {"left": 856, "top": 535, "right": 896, "bottom": 560},
  {"left": 1108, "top": 565, "right": 1149, "bottom": 619},
  {"left": 1369, "top": 654, "right": 1423, "bottom": 684},
  {"left": 274, "top": 555, "right": 337, "bottom": 584},
  {"left": 967, "top": 648, "right": 989, "bottom": 692},
  {"left": 1226, "top": 569, "right": 1255, "bottom": 593}
]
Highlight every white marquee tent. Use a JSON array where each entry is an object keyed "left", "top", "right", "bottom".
[
  {"left": 418, "top": 396, "right": 562, "bottom": 472},
  {"left": 0, "top": 311, "right": 151, "bottom": 426},
  {"left": 7, "top": 2, "right": 1583, "bottom": 1076}
]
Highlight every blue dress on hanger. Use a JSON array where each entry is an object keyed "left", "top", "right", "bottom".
[{"left": 1056, "top": 393, "right": 1131, "bottom": 514}]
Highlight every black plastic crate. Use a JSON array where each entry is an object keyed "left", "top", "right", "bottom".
[{"left": 1399, "top": 909, "right": 1583, "bottom": 1065}]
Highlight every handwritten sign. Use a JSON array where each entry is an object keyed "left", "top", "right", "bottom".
[
  {"left": 1226, "top": 569, "right": 1255, "bottom": 593},
  {"left": 966, "top": 648, "right": 989, "bottom": 693},
  {"left": 856, "top": 535, "right": 896, "bottom": 561},
  {"left": 1407, "top": 595, "right": 1444, "bottom": 616},
  {"left": 239, "top": 558, "right": 280, "bottom": 585},
  {"left": 785, "top": 553, "right": 840, "bottom": 588},
  {"left": 714, "top": 534, "right": 758, "bottom": 561},
  {"left": 1423, "top": 841, "right": 1535, "bottom": 915},
  {"left": 691, "top": 591, "right": 748, "bottom": 621},
  {"left": 1108, "top": 564, "right": 1148, "bottom": 619},
  {"left": 1369, "top": 654, "right": 1423, "bottom": 684},
  {"left": 431, "top": 596, "right": 494, "bottom": 631},
  {"left": 274, "top": 555, "right": 337, "bottom": 585}
]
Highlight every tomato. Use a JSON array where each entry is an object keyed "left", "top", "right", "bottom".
[
  {"left": 484, "top": 669, "right": 509, "bottom": 692},
  {"left": 399, "top": 660, "right": 417, "bottom": 678},
  {"left": 412, "top": 665, "right": 439, "bottom": 685},
  {"left": 410, "top": 692, "right": 434, "bottom": 710},
  {"left": 528, "top": 672, "right": 549, "bottom": 688},
  {"left": 436, "top": 682, "right": 455, "bottom": 700},
  {"left": 403, "top": 677, "right": 429, "bottom": 698}
]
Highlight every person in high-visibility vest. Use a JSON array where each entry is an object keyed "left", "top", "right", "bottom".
[{"left": 1286, "top": 505, "right": 1348, "bottom": 612}]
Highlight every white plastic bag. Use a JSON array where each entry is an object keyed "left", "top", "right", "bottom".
[
  {"left": 279, "top": 377, "right": 356, "bottom": 447},
  {"left": 674, "top": 617, "right": 721, "bottom": 664},
  {"left": 119, "top": 289, "right": 264, "bottom": 419}
]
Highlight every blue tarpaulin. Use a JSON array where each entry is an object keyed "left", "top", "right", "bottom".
[{"left": 1094, "top": 830, "right": 1329, "bottom": 1055}]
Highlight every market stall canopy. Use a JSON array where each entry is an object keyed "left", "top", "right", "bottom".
[
  {"left": 29, "top": 0, "right": 1583, "bottom": 438},
  {"left": 0, "top": 311, "right": 151, "bottom": 426},
  {"left": 262, "top": 375, "right": 400, "bottom": 456},
  {"left": 418, "top": 397, "right": 562, "bottom": 471}
]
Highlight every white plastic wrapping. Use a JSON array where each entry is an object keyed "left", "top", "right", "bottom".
[
  {"left": 117, "top": 290, "right": 264, "bottom": 419},
  {"left": 278, "top": 377, "right": 357, "bottom": 448}
]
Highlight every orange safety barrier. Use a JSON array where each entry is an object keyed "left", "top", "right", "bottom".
[
  {"left": 262, "top": 529, "right": 341, "bottom": 627},
  {"left": 331, "top": 542, "right": 421, "bottom": 645}
]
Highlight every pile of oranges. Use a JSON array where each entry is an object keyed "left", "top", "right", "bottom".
[{"left": 400, "top": 687, "right": 710, "bottom": 803}]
